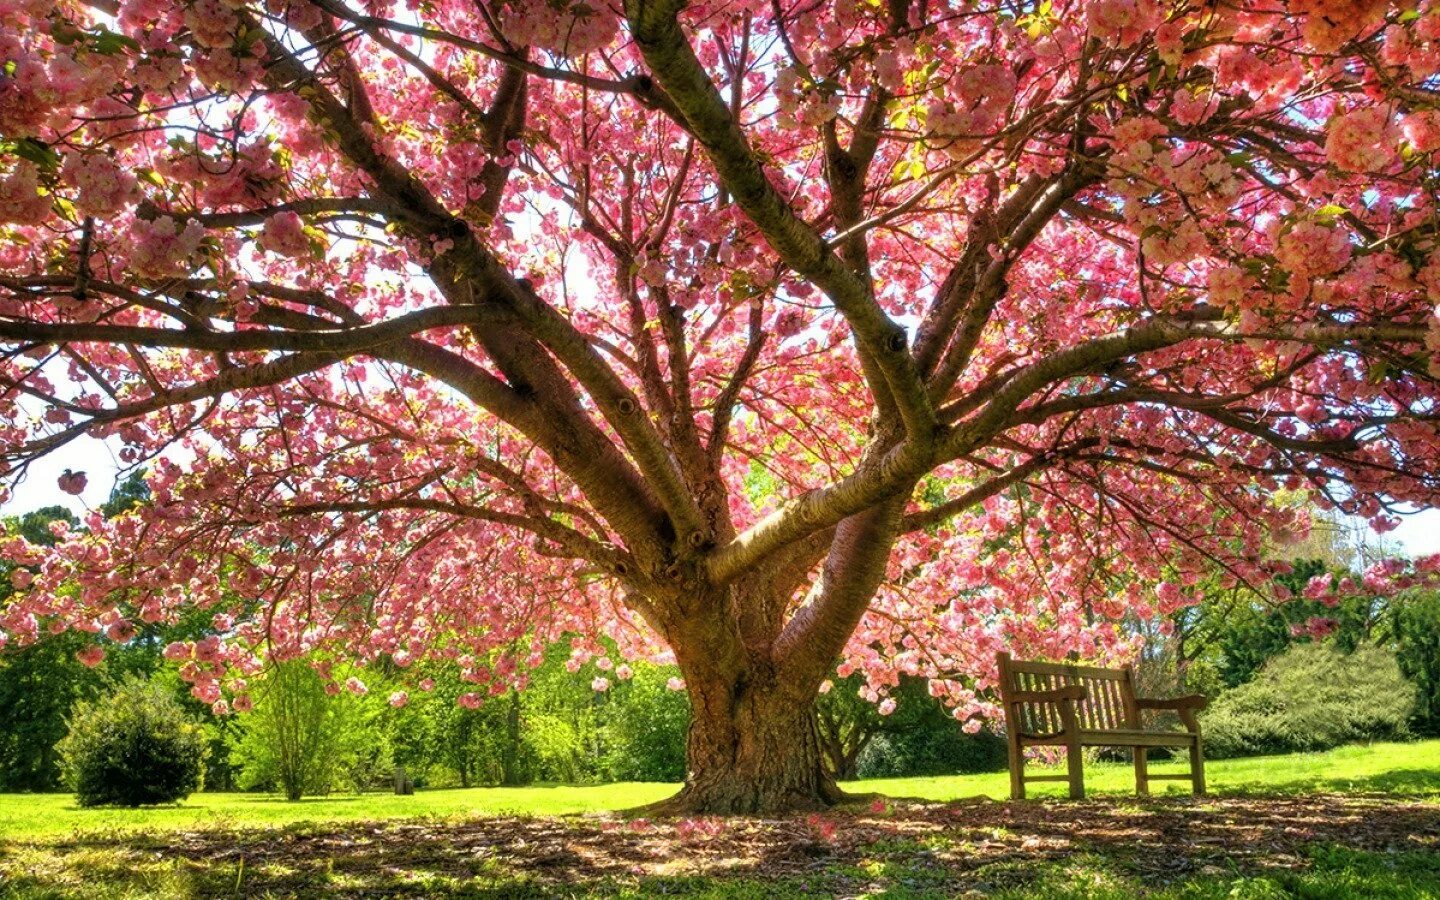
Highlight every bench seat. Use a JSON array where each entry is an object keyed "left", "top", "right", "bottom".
[{"left": 1016, "top": 728, "right": 1199, "bottom": 748}]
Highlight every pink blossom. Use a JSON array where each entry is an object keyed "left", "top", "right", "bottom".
[
  {"left": 76, "top": 645, "right": 105, "bottom": 668},
  {"left": 57, "top": 470, "right": 88, "bottom": 496},
  {"left": 1170, "top": 90, "right": 1216, "bottom": 128},
  {"left": 1404, "top": 110, "right": 1440, "bottom": 154},
  {"left": 184, "top": 0, "right": 239, "bottom": 49},
  {"left": 388, "top": 690, "right": 409, "bottom": 708},
  {"left": 258, "top": 211, "right": 311, "bottom": 258},
  {"left": 0, "top": 161, "right": 51, "bottom": 224},
  {"left": 127, "top": 217, "right": 206, "bottom": 278},
  {"left": 494, "top": 1, "right": 619, "bottom": 55},
  {"left": 1086, "top": 0, "right": 1162, "bottom": 47},
  {"left": 591, "top": 676, "right": 610, "bottom": 692},
  {"left": 1325, "top": 107, "right": 1399, "bottom": 174},
  {"left": 1207, "top": 265, "right": 1251, "bottom": 309},
  {"left": 62, "top": 153, "right": 137, "bottom": 217},
  {"left": 1274, "top": 220, "right": 1353, "bottom": 280}
]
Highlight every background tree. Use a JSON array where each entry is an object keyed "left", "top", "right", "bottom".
[
  {"left": 0, "top": 505, "right": 90, "bottom": 790},
  {"left": 233, "top": 659, "right": 356, "bottom": 800},
  {"left": 4, "top": 0, "right": 1440, "bottom": 812}
]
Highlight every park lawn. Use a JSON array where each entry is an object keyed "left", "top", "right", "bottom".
[
  {"left": 857, "top": 736, "right": 1440, "bottom": 803},
  {"left": 0, "top": 781, "right": 677, "bottom": 841},
  {"left": 0, "top": 738, "right": 1437, "bottom": 841},
  {"left": 1, "top": 740, "right": 1437, "bottom": 898}
]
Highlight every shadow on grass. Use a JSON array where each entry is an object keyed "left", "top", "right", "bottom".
[{"left": 3, "top": 790, "right": 1438, "bottom": 898}]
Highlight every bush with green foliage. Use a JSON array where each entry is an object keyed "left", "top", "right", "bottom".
[
  {"left": 857, "top": 723, "right": 1007, "bottom": 778},
  {"left": 1202, "top": 642, "right": 1415, "bottom": 759},
  {"left": 1381, "top": 589, "right": 1440, "bottom": 736},
  {"left": 57, "top": 677, "right": 205, "bottom": 806}
]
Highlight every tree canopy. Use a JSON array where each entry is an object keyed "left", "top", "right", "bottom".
[{"left": 3, "top": 0, "right": 1440, "bottom": 810}]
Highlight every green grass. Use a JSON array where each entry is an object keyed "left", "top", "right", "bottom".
[
  {"left": 0, "top": 781, "right": 676, "bottom": 840},
  {"left": 855, "top": 737, "right": 1440, "bottom": 803},
  {"left": 0, "top": 739, "right": 1436, "bottom": 841}
]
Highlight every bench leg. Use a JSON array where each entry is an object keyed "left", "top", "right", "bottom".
[
  {"left": 1066, "top": 738, "right": 1085, "bottom": 799},
  {"left": 1008, "top": 738, "right": 1025, "bottom": 800},
  {"left": 1190, "top": 736, "right": 1206, "bottom": 796},
  {"left": 1134, "top": 747, "right": 1149, "bottom": 797}
]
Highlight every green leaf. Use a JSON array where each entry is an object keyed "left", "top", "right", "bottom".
[
  {"left": 11, "top": 139, "right": 61, "bottom": 171},
  {"left": 52, "top": 196, "right": 78, "bottom": 223},
  {"left": 89, "top": 28, "right": 140, "bottom": 55}
]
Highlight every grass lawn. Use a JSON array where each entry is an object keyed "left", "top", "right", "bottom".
[{"left": 1, "top": 739, "right": 1437, "bottom": 897}]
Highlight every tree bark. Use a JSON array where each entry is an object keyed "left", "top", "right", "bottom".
[
  {"left": 500, "top": 689, "right": 524, "bottom": 786},
  {"left": 657, "top": 669, "right": 844, "bottom": 814}
]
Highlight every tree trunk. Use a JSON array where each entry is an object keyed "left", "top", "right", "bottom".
[
  {"left": 645, "top": 502, "right": 901, "bottom": 816},
  {"left": 656, "top": 668, "right": 845, "bottom": 814},
  {"left": 500, "top": 689, "right": 524, "bottom": 786}
]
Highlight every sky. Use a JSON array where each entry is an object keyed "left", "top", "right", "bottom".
[{"left": 6, "top": 441, "right": 1440, "bottom": 560}]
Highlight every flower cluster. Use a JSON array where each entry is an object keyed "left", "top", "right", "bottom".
[
  {"left": 1325, "top": 107, "right": 1399, "bottom": 174},
  {"left": 127, "top": 216, "right": 207, "bottom": 278},
  {"left": 258, "top": 211, "right": 311, "bottom": 258}
]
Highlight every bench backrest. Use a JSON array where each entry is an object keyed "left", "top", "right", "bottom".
[{"left": 997, "top": 653, "right": 1138, "bottom": 736}]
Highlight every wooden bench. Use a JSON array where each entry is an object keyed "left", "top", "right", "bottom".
[{"left": 996, "top": 652, "right": 1208, "bottom": 800}]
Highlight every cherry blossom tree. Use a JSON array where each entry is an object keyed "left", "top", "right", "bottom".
[{"left": 4, "top": 0, "right": 1440, "bottom": 812}]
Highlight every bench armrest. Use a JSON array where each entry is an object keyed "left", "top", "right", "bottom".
[
  {"left": 1008, "top": 685, "right": 1088, "bottom": 705},
  {"left": 1134, "top": 694, "right": 1208, "bottom": 711}
]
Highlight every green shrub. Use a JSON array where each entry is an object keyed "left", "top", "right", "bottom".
[
  {"left": 1382, "top": 589, "right": 1440, "bottom": 736},
  {"left": 1202, "top": 642, "right": 1415, "bottom": 759},
  {"left": 857, "top": 726, "right": 1008, "bottom": 778},
  {"left": 58, "top": 677, "right": 205, "bottom": 807}
]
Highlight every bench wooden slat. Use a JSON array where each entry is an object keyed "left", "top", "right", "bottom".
[
  {"left": 1006, "top": 659, "right": 1127, "bottom": 680},
  {"left": 1077, "top": 730, "right": 1197, "bottom": 748}
]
